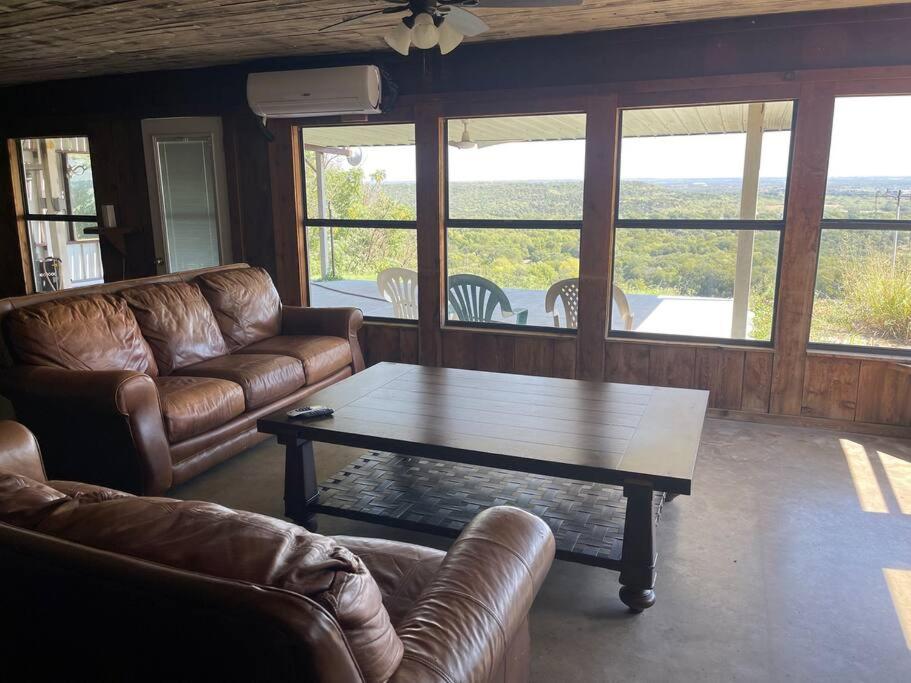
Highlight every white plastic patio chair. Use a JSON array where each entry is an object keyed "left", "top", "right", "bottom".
[
  {"left": 544, "top": 278, "right": 634, "bottom": 330},
  {"left": 377, "top": 267, "right": 419, "bottom": 319}
]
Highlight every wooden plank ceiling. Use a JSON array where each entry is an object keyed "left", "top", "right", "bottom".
[{"left": 0, "top": 0, "right": 904, "bottom": 86}]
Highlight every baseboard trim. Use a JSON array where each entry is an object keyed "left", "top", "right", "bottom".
[{"left": 707, "top": 408, "right": 911, "bottom": 439}]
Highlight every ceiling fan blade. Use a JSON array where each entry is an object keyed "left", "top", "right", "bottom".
[
  {"left": 474, "top": 0, "right": 582, "bottom": 6},
  {"left": 320, "top": 6, "right": 406, "bottom": 32},
  {"left": 442, "top": 7, "right": 489, "bottom": 37},
  {"left": 477, "top": 140, "right": 524, "bottom": 148}
]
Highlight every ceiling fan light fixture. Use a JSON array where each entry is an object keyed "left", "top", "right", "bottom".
[
  {"left": 437, "top": 22, "right": 464, "bottom": 54},
  {"left": 383, "top": 21, "right": 412, "bottom": 55},
  {"left": 411, "top": 12, "right": 439, "bottom": 50}
]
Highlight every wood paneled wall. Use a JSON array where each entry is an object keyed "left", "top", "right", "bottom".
[
  {"left": 3, "top": 6, "right": 911, "bottom": 437},
  {"left": 363, "top": 323, "right": 911, "bottom": 436},
  {"left": 350, "top": 68, "right": 911, "bottom": 439}
]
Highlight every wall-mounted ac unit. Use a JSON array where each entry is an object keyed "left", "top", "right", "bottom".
[{"left": 247, "top": 65, "right": 382, "bottom": 120}]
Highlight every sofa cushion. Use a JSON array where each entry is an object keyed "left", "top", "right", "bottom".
[
  {"left": 0, "top": 473, "right": 403, "bottom": 683},
  {"left": 236, "top": 335, "right": 352, "bottom": 385},
  {"left": 3, "top": 294, "right": 158, "bottom": 375},
  {"left": 154, "top": 376, "right": 245, "bottom": 443},
  {"left": 123, "top": 282, "right": 227, "bottom": 375},
  {"left": 195, "top": 268, "right": 281, "bottom": 352},
  {"left": 173, "top": 354, "right": 305, "bottom": 410}
]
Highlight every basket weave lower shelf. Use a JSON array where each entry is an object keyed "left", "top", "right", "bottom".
[{"left": 314, "top": 451, "right": 666, "bottom": 569}]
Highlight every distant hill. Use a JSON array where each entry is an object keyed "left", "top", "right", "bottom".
[{"left": 382, "top": 177, "right": 911, "bottom": 221}]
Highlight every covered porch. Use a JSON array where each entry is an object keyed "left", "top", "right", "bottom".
[{"left": 310, "top": 278, "right": 738, "bottom": 337}]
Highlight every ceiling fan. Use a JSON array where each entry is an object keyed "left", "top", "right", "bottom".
[
  {"left": 450, "top": 120, "right": 522, "bottom": 149},
  {"left": 322, "top": 0, "right": 584, "bottom": 56}
]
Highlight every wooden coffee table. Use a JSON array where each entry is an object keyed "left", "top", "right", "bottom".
[{"left": 258, "top": 362, "right": 708, "bottom": 612}]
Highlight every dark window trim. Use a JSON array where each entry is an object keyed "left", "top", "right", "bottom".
[
  {"left": 441, "top": 115, "right": 587, "bottom": 330},
  {"left": 302, "top": 223, "right": 418, "bottom": 323},
  {"left": 615, "top": 219, "right": 784, "bottom": 230},
  {"left": 810, "top": 220, "right": 911, "bottom": 355},
  {"left": 362, "top": 316, "right": 419, "bottom": 326},
  {"left": 23, "top": 213, "right": 97, "bottom": 223},
  {"left": 609, "top": 329, "right": 774, "bottom": 348},
  {"left": 299, "top": 121, "right": 418, "bottom": 224},
  {"left": 607, "top": 99, "right": 797, "bottom": 346},
  {"left": 305, "top": 218, "right": 417, "bottom": 229},
  {"left": 447, "top": 219, "right": 582, "bottom": 230},
  {"left": 443, "top": 320, "right": 578, "bottom": 335},
  {"left": 808, "top": 341, "right": 911, "bottom": 357},
  {"left": 820, "top": 219, "right": 911, "bottom": 231}
]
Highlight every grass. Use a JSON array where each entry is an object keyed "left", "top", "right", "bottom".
[{"left": 812, "top": 254, "right": 911, "bottom": 348}]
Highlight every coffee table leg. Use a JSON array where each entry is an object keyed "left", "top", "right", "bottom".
[
  {"left": 280, "top": 436, "right": 319, "bottom": 531},
  {"left": 619, "top": 480, "right": 656, "bottom": 613}
]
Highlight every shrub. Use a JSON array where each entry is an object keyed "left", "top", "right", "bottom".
[{"left": 834, "top": 255, "right": 911, "bottom": 343}]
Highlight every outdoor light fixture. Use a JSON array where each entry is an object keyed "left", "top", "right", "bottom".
[{"left": 383, "top": 11, "right": 465, "bottom": 56}]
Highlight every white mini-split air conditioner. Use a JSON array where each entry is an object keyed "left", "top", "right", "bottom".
[{"left": 246, "top": 65, "right": 382, "bottom": 120}]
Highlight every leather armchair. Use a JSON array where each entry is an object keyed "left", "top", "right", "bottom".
[{"left": 0, "top": 420, "right": 555, "bottom": 681}]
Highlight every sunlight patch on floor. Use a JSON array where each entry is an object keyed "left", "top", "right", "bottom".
[
  {"left": 884, "top": 568, "right": 911, "bottom": 650},
  {"left": 878, "top": 451, "right": 911, "bottom": 515},
  {"left": 840, "top": 439, "right": 888, "bottom": 513}
]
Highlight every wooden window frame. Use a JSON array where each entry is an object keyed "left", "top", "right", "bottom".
[
  {"left": 296, "top": 118, "right": 419, "bottom": 324},
  {"left": 440, "top": 109, "right": 588, "bottom": 334},
  {"left": 805, "top": 89, "right": 911, "bottom": 358},
  {"left": 270, "top": 66, "right": 911, "bottom": 426},
  {"left": 14, "top": 135, "right": 101, "bottom": 292},
  {"left": 16, "top": 137, "right": 100, "bottom": 228},
  {"left": 607, "top": 97, "right": 798, "bottom": 348}
]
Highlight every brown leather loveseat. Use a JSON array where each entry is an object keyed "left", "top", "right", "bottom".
[
  {"left": 0, "top": 420, "right": 555, "bottom": 681},
  {"left": 0, "top": 264, "right": 364, "bottom": 495}
]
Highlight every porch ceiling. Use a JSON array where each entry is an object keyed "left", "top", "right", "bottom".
[
  {"left": 302, "top": 101, "right": 794, "bottom": 147},
  {"left": 0, "top": 1, "right": 906, "bottom": 86}
]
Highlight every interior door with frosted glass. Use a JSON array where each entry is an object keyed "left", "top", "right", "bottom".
[{"left": 142, "top": 117, "right": 232, "bottom": 273}]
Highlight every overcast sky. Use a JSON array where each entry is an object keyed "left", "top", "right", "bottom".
[{"left": 349, "top": 95, "right": 911, "bottom": 183}]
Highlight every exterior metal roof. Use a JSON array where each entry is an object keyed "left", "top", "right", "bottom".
[{"left": 300, "top": 101, "right": 793, "bottom": 148}]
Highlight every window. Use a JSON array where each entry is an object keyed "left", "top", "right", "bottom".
[
  {"left": 445, "top": 113, "right": 586, "bottom": 329},
  {"left": 612, "top": 101, "right": 794, "bottom": 342},
  {"left": 810, "top": 95, "right": 911, "bottom": 351},
  {"left": 17, "top": 136, "right": 103, "bottom": 291},
  {"left": 301, "top": 123, "right": 417, "bottom": 320}
]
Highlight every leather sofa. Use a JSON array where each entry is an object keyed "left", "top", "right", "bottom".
[
  {"left": 0, "top": 420, "right": 555, "bottom": 681},
  {"left": 0, "top": 264, "right": 364, "bottom": 495}
]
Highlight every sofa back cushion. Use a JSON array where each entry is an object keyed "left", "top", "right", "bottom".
[
  {"left": 195, "top": 267, "right": 281, "bottom": 352},
  {"left": 2, "top": 294, "right": 158, "bottom": 375},
  {"left": 0, "top": 473, "right": 403, "bottom": 682},
  {"left": 123, "top": 282, "right": 227, "bottom": 375}
]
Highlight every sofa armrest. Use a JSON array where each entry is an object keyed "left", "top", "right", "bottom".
[
  {"left": 0, "top": 420, "right": 46, "bottom": 482},
  {"left": 389, "top": 506, "right": 555, "bottom": 683},
  {"left": 0, "top": 367, "right": 171, "bottom": 495},
  {"left": 281, "top": 305, "right": 365, "bottom": 372}
]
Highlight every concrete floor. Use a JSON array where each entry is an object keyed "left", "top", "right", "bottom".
[{"left": 173, "top": 418, "right": 911, "bottom": 682}]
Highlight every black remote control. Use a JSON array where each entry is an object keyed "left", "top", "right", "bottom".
[{"left": 286, "top": 405, "right": 334, "bottom": 419}]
